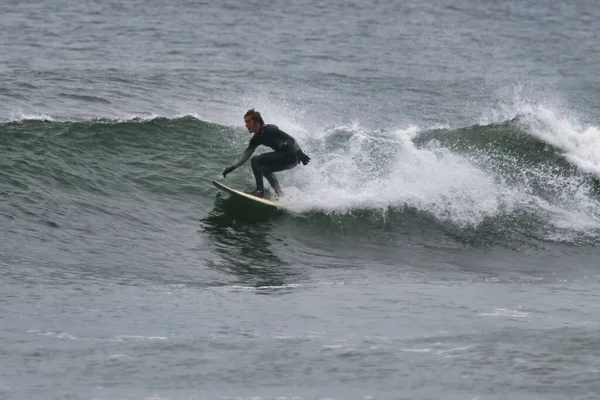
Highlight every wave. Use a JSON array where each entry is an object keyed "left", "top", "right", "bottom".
[{"left": 2, "top": 107, "right": 600, "bottom": 246}]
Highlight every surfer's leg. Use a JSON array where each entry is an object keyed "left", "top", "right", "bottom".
[
  {"left": 250, "top": 156, "right": 266, "bottom": 196},
  {"left": 251, "top": 151, "right": 297, "bottom": 197},
  {"left": 262, "top": 169, "right": 283, "bottom": 197}
]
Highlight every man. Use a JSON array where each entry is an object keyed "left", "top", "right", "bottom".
[{"left": 222, "top": 109, "right": 310, "bottom": 198}]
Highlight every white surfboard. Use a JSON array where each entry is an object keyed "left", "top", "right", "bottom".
[{"left": 212, "top": 180, "right": 279, "bottom": 208}]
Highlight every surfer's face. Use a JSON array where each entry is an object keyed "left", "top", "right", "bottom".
[{"left": 244, "top": 116, "right": 260, "bottom": 133}]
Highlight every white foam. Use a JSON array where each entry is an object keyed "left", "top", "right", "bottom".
[
  {"left": 85, "top": 113, "right": 166, "bottom": 124},
  {"left": 400, "top": 348, "right": 432, "bottom": 353},
  {"left": 114, "top": 335, "right": 168, "bottom": 341},
  {"left": 232, "top": 90, "right": 600, "bottom": 240},
  {"left": 226, "top": 281, "right": 346, "bottom": 291},
  {"left": 229, "top": 283, "right": 303, "bottom": 290},
  {"left": 109, "top": 354, "right": 133, "bottom": 360},
  {"left": 26, "top": 330, "right": 79, "bottom": 340},
  {"left": 521, "top": 107, "right": 600, "bottom": 176},
  {"left": 6, "top": 112, "right": 58, "bottom": 122},
  {"left": 277, "top": 122, "right": 514, "bottom": 227},
  {"left": 322, "top": 344, "right": 345, "bottom": 349},
  {"left": 212, "top": 89, "right": 312, "bottom": 133},
  {"left": 479, "top": 308, "right": 531, "bottom": 318},
  {"left": 477, "top": 88, "right": 600, "bottom": 177}
]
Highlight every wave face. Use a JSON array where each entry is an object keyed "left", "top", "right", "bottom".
[{"left": 2, "top": 105, "right": 600, "bottom": 249}]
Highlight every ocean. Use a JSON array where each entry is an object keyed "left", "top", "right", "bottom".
[{"left": 2, "top": 1, "right": 600, "bottom": 399}]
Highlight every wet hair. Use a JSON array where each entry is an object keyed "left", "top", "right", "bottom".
[{"left": 244, "top": 108, "right": 264, "bottom": 126}]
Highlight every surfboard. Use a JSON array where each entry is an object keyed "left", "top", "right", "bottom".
[{"left": 212, "top": 180, "right": 279, "bottom": 208}]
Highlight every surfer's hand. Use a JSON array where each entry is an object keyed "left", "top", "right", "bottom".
[
  {"left": 299, "top": 152, "right": 311, "bottom": 166},
  {"left": 223, "top": 166, "right": 234, "bottom": 177}
]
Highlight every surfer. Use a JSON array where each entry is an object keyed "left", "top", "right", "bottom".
[{"left": 222, "top": 109, "right": 311, "bottom": 198}]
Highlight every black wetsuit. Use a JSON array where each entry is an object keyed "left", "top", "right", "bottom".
[{"left": 228, "top": 124, "right": 308, "bottom": 195}]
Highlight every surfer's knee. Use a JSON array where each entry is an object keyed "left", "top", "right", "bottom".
[{"left": 261, "top": 166, "right": 273, "bottom": 176}]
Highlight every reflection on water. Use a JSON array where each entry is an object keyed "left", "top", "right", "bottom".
[{"left": 201, "top": 193, "right": 299, "bottom": 288}]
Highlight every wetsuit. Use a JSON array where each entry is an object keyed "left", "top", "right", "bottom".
[{"left": 226, "top": 124, "right": 310, "bottom": 196}]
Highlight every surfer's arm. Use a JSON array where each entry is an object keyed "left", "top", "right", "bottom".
[
  {"left": 231, "top": 144, "right": 258, "bottom": 169},
  {"left": 223, "top": 137, "right": 259, "bottom": 178}
]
